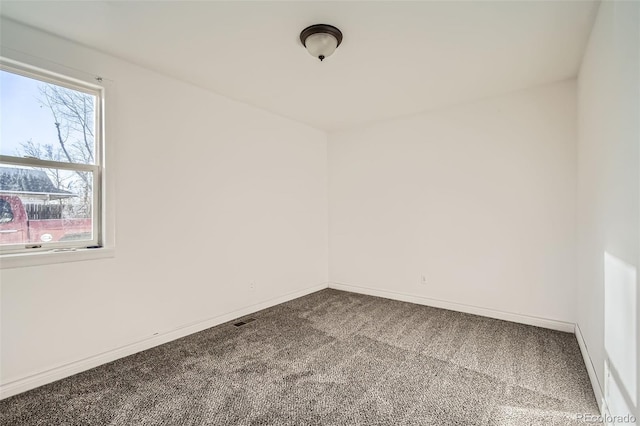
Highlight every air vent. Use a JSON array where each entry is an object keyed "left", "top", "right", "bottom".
[{"left": 233, "top": 318, "right": 256, "bottom": 327}]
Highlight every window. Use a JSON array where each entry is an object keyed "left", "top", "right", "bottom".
[
  {"left": 0, "top": 59, "right": 104, "bottom": 254},
  {"left": 0, "top": 198, "right": 14, "bottom": 224}
]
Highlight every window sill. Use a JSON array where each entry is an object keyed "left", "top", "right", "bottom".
[{"left": 0, "top": 247, "right": 115, "bottom": 269}]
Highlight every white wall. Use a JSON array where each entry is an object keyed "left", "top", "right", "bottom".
[
  {"left": 577, "top": 0, "right": 639, "bottom": 420},
  {"left": 0, "top": 19, "right": 328, "bottom": 394},
  {"left": 328, "top": 81, "right": 577, "bottom": 324}
]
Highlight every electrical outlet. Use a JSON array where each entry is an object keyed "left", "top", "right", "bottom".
[{"left": 249, "top": 281, "right": 256, "bottom": 290}]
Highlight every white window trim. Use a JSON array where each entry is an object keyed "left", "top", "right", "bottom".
[
  {"left": 0, "top": 56, "right": 115, "bottom": 268},
  {"left": 0, "top": 247, "right": 115, "bottom": 269}
]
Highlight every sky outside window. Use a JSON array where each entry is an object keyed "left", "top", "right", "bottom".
[{"left": 0, "top": 70, "right": 59, "bottom": 157}]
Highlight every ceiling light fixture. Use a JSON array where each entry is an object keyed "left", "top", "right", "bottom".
[{"left": 300, "top": 24, "right": 343, "bottom": 61}]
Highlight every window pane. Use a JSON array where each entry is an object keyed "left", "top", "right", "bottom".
[
  {"left": 0, "top": 69, "right": 96, "bottom": 165},
  {"left": 0, "top": 165, "right": 93, "bottom": 246}
]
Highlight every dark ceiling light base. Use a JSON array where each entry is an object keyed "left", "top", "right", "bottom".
[
  {"left": 300, "top": 24, "right": 343, "bottom": 47},
  {"left": 300, "top": 24, "right": 343, "bottom": 61}
]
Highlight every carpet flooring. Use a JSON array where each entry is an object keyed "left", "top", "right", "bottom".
[{"left": 1, "top": 289, "right": 601, "bottom": 425}]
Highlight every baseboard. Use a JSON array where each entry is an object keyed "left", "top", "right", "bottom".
[
  {"left": 329, "top": 281, "right": 575, "bottom": 333},
  {"left": 0, "top": 282, "right": 328, "bottom": 400},
  {"left": 575, "top": 323, "right": 614, "bottom": 424}
]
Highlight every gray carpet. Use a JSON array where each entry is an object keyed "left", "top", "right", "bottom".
[{"left": 1, "top": 289, "right": 601, "bottom": 425}]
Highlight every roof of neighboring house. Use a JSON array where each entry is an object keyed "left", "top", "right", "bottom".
[{"left": 0, "top": 167, "right": 75, "bottom": 199}]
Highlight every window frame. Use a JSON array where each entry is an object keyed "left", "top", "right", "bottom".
[{"left": 0, "top": 58, "right": 105, "bottom": 255}]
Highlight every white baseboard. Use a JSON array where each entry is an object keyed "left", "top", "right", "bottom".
[
  {"left": 575, "top": 323, "right": 613, "bottom": 424},
  {"left": 0, "top": 282, "right": 328, "bottom": 400},
  {"left": 329, "top": 281, "right": 575, "bottom": 333}
]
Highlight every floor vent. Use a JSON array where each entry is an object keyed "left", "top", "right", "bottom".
[{"left": 233, "top": 318, "right": 257, "bottom": 327}]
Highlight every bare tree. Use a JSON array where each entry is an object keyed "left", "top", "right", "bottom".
[
  {"left": 40, "top": 84, "right": 94, "bottom": 217},
  {"left": 16, "top": 83, "right": 95, "bottom": 217},
  {"left": 39, "top": 84, "right": 95, "bottom": 166}
]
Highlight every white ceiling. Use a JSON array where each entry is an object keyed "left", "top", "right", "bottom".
[{"left": 1, "top": 1, "right": 599, "bottom": 131}]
